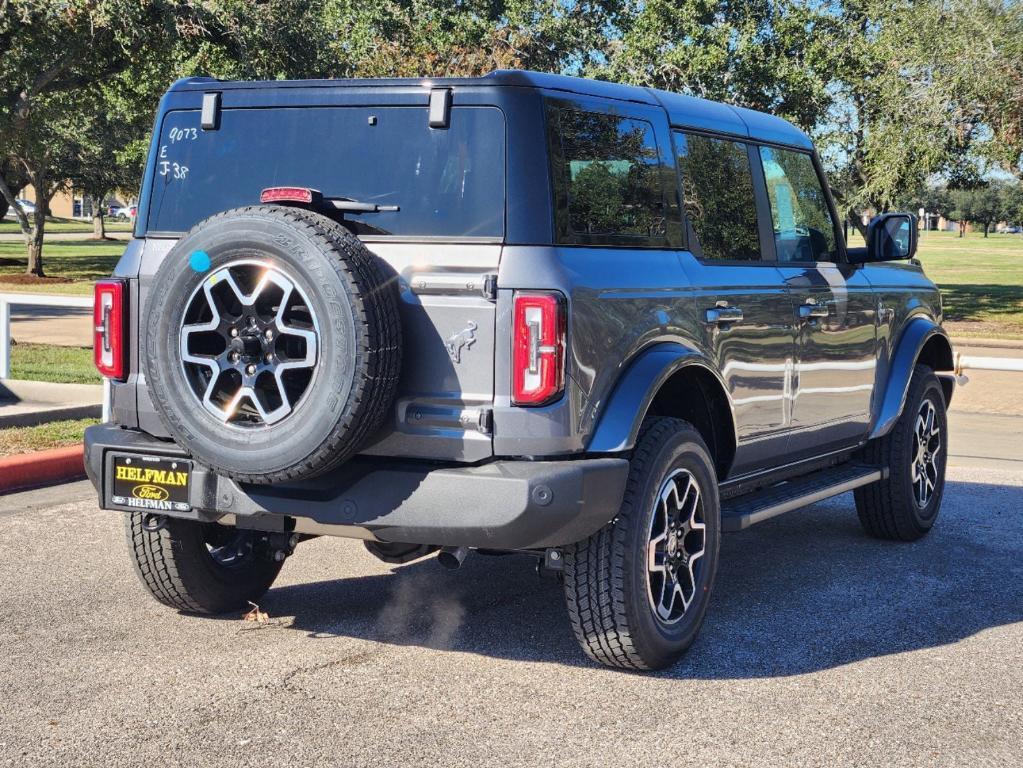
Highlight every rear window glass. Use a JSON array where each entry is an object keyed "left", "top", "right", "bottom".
[
  {"left": 546, "top": 105, "right": 666, "bottom": 245},
  {"left": 147, "top": 106, "right": 505, "bottom": 238},
  {"left": 674, "top": 132, "right": 761, "bottom": 261}
]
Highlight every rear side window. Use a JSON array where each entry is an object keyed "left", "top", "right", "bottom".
[
  {"left": 147, "top": 106, "right": 505, "bottom": 238},
  {"left": 674, "top": 132, "right": 761, "bottom": 261},
  {"left": 758, "top": 146, "right": 839, "bottom": 262},
  {"left": 547, "top": 105, "right": 666, "bottom": 245}
]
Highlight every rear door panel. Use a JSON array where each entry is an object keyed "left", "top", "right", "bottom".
[{"left": 358, "top": 241, "right": 499, "bottom": 461}]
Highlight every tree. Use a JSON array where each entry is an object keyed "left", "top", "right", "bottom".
[
  {"left": 201, "top": 0, "right": 625, "bottom": 81},
  {"left": 600, "top": 0, "right": 833, "bottom": 129},
  {"left": 948, "top": 183, "right": 1013, "bottom": 238},
  {"left": 811, "top": 2, "right": 986, "bottom": 236},
  {"left": 1005, "top": 184, "right": 1023, "bottom": 229},
  {"left": 953, "top": 1, "right": 1023, "bottom": 183},
  {"left": 66, "top": 82, "right": 152, "bottom": 240},
  {"left": 0, "top": 89, "right": 82, "bottom": 275},
  {"left": 0, "top": 0, "right": 228, "bottom": 275}
]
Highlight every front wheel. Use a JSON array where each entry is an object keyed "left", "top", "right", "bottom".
[
  {"left": 124, "top": 514, "right": 284, "bottom": 613},
  {"left": 563, "top": 418, "right": 721, "bottom": 671},
  {"left": 855, "top": 364, "right": 948, "bottom": 541}
]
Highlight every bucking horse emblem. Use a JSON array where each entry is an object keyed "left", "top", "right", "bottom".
[{"left": 446, "top": 321, "right": 478, "bottom": 363}]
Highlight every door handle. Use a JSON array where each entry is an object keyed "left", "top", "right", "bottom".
[
  {"left": 705, "top": 305, "right": 744, "bottom": 325},
  {"left": 798, "top": 300, "right": 830, "bottom": 319}
]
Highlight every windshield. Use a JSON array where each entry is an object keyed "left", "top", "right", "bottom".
[{"left": 146, "top": 105, "right": 506, "bottom": 238}]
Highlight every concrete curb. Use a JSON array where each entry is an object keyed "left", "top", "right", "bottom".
[
  {"left": 0, "top": 404, "right": 101, "bottom": 429},
  {"left": 0, "top": 445, "right": 85, "bottom": 494},
  {"left": 0, "top": 379, "right": 103, "bottom": 429}
]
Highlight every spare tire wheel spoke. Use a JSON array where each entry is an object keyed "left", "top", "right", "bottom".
[{"left": 179, "top": 259, "right": 320, "bottom": 427}]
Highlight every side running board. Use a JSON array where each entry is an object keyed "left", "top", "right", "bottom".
[{"left": 720, "top": 463, "right": 886, "bottom": 532}]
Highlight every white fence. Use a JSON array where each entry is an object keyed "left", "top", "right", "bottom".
[
  {"left": 0, "top": 292, "right": 110, "bottom": 421},
  {"left": 956, "top": 353, "right": 1023, "bottom": 374}
]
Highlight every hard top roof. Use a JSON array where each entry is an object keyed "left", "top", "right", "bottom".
[{"left": 170, "top": 69, "right": 813, "bottom": 150}]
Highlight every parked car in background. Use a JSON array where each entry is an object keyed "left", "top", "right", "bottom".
[{"left": 3, "top": 199, "right": 36, "bottom": 218}]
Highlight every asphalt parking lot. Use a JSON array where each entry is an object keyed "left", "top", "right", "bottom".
[{"left": 1, "top": 458, "right": 1021, "bottom": 767}]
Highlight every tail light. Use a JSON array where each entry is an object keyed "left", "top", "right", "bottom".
[
  {"left": 513, "top": 291, "right": 566, "bottom": 405},
  {"left": 94, "top": 279, "right": 126, "bottom": 380}
]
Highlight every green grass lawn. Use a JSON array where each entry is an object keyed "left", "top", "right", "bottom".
[
  {"left": 9, "top": 343, "right": 99, "bottom": 384},
  {"left": 914, "top": 231, "right": 1023, "bottom": 339},
  {"left": 0, "top": 239, "right": 126, "bottom": 295},
  {"left": 0, "top": 216, "right": 132, "bottom": 234},
  {"left": 0, "top": 417, "right": 98, "bottom": 457}
]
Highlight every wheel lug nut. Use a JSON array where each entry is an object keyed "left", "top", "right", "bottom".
[
  {"left": 246, "top": 364, "right": 256, "bottom": 375},
  {"left": 264, "top": 354, "right": 272, "bottom": 363},
  {"left": 264, "top": 329, "right": 274, "bottom": 340},
  {"left": 229, "top": 327, "right": 239, "bottom": 338}
]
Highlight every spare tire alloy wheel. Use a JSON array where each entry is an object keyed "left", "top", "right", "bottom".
[
  {"left": 145, "top": 206, "right": 401, "bottom": 484},
  {"left": 180, "top": 260, "right": 318, "bottom": 426}
]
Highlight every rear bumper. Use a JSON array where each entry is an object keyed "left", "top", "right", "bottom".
[{"left": 84, "top": 424, "right": 629, "bottom": 549}]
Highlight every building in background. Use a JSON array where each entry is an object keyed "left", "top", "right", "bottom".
[{"left": 20, "top": 185, "right": 131, "bottom": 219}]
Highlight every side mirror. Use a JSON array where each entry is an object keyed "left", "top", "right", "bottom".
[{"left": 856, "top": 213, "right": 917, "bottom": 263}]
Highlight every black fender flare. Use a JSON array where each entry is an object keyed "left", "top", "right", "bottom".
[
  {"left": 587, "top": 342, "right": 735, "bottom": 453},
  {"left": 869, "top": 316, "right": 954, "bottom": 440}
]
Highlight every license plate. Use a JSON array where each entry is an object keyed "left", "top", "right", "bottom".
[{"left": 110, "top": 454, "right": 192, "bottom": 512}]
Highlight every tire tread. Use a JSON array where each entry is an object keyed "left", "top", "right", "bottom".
[
  {"left": 854, "top": 364, "right": 946, "bottom": 541},
  {"left": 563, "top": 417, "right": 702, "bottom": 670}
]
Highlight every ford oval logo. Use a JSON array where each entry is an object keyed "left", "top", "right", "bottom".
[{"left": 133, "top": 484, "right": 169, "bottom": 501}]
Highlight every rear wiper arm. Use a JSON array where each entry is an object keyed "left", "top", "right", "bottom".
[{"left": 326, "top": 197, "right": 399, "bottom": 213}]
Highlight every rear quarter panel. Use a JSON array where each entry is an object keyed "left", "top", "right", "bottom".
[{"left": 494, "top": 245, "right": 708, "bottom": 456}]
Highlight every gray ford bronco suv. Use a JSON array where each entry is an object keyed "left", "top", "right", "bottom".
[{"left": 85, "top": 70, "right": 954, "bottom": 671}]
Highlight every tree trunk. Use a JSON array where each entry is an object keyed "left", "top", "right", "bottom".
[
  {"left": 959, "top": 221, "right": 966, "bottom": 238},
  {"left": 983, "top": 222, "right": 989, "bottom": 238},
  {"left": 25, "top": 206, "right": 47, "bottom": 277},
  {"left": 847, "top": 208, "right": 868, "bottom": 241},
  {"left": 92, "top": 212, "right": 106, "bottom": 240}
]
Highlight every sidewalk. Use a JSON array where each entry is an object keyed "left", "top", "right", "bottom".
[
  {"left": 0, "top": 379, "right": 102, "bottom": 428},
  {"left": 10, "top": 304, "right": 92, "bottom": 346}
]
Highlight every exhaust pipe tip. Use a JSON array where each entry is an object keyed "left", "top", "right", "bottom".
[{"left": 437, "top": 546, "right": 469, "bottom": 570}]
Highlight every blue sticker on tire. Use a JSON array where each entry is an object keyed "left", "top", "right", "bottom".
[{"left": 189, "top": 250, "right": 211, "bottom": 272}]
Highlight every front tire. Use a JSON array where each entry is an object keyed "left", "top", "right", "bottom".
[
  {"left": 855, "top": 364, "right": 948, "bottom": 541},
  {"left": 124, "top": 514, "right": 283, "bottom": 613},
  {"left": 563, "top": 418, "right": 721, "bottom": 671}
]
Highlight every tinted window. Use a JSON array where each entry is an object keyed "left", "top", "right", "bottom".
[
  {"left": 674, "top": 133, "right": 761, "bottom": 261},
  {"left": 759, "top": 146, "right": 838, "bottom": 262},
  {"left": 147, "top": 106, "right": 505, "bottom": 237},
  {"left": 548, "top": 106, "right": 665, "bottom": 244}
]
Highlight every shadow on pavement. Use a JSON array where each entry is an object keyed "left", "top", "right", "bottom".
[{"left": 257, "top": 478, "right": 1023, "bottom": 677}]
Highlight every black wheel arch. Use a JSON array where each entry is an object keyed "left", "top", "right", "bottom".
[
  {"left": 870, "top": 317, "right": 954, "bottom": 441},
  {"left": 587, "top": 342, "right": 737, "bottom": 480}
]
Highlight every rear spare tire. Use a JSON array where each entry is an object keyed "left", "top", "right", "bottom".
[{"left": 144, "top": 206, "right": 401, "bottom": 484}]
